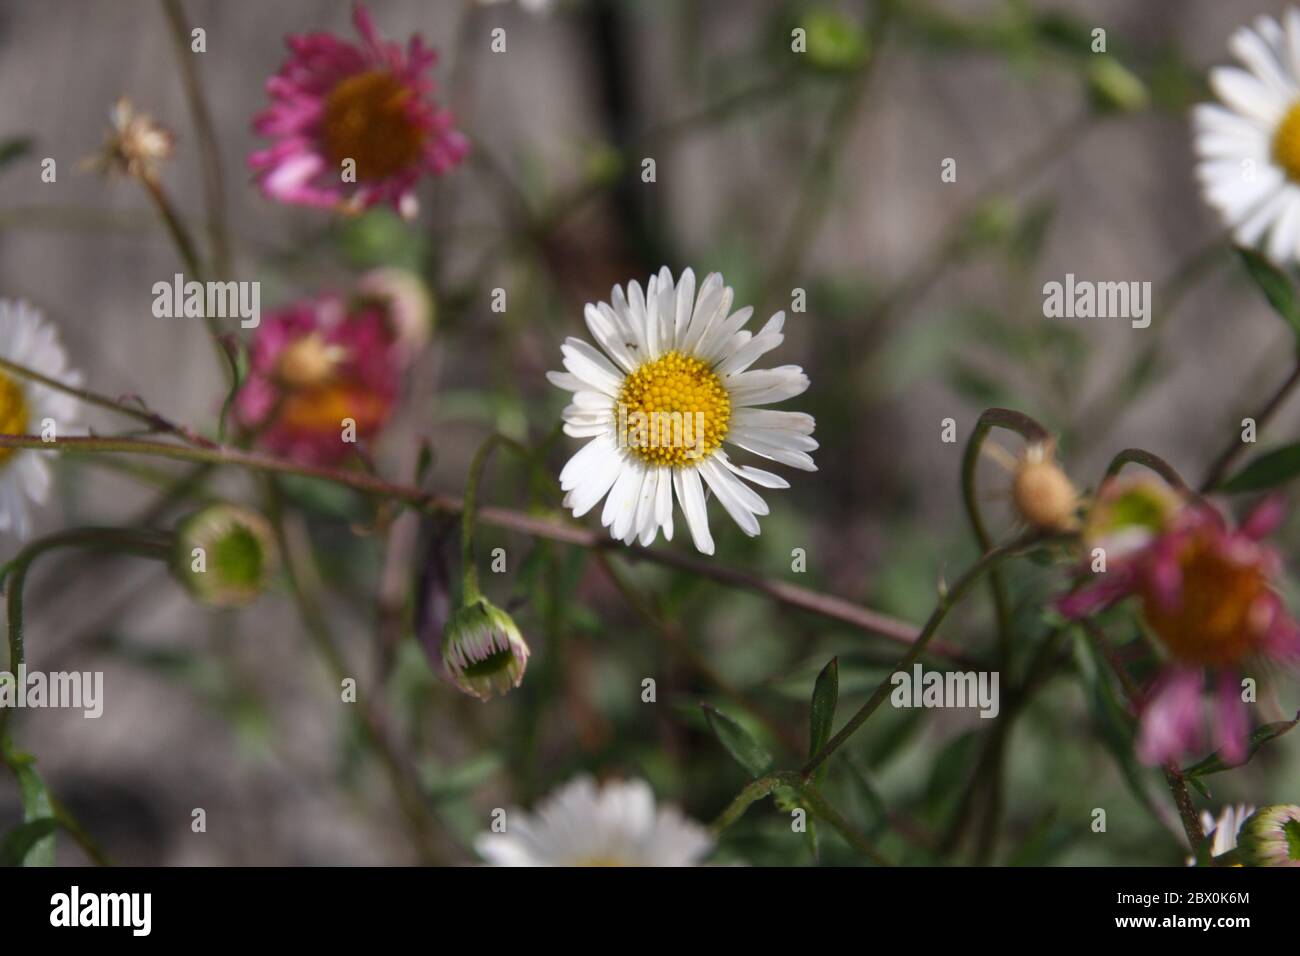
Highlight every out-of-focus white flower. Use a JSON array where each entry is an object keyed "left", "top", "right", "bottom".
[
  {"left": 0, "top": 300, "right": 81, "bottom": 539},
  {"left": 475, "top": 775, "right": 713, "bottom": 866}
]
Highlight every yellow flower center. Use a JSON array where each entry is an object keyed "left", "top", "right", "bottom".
[
  {"left": 321, "top": 70, "right": 425, "bottom": 181},
  {"left": 1140, "top": 534, "right": 1270, "bottom": 667},
  {"left": 0, "top": 370, "right": 30, "bottom": 467},
  {"left": 1273, "top": 101, "right": 1300, "bottom": 183},
  {"left": 615, "top": 350, "right": 730, "bottom": 467},
  {"left": 276, "top": 333, "right": 346, "bottom": 389}
]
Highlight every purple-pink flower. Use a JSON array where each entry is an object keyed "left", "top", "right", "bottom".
[
  {"left": 249, "top": 2, "right": 468, "bottom": 215},
  {"left": 1059, "top": 495, "right": 1300, "bottom": 766},
  {"left": 236, "top": 293, "right": 407, "bottom": 465}
]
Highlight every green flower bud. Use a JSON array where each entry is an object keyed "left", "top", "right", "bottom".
[
  {"left": 174, "top": 504, "right": 279, "bottom": 608},
  {"left": 803, "top": 10, "right": 870, "bottom": 73},
  {"left": 1086, "top": 57, "right": 1149, "bottom": 114},
  {"left": 442, "top": 597, "right": 530, "bottom": 701},
  {"left": 1237, "top": 805, "right": 1300, "bottom": 867}
]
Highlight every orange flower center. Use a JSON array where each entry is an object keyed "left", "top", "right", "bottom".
[
  {"left": 321, "top": 70, "right": 425, "bottom": 181},
  {"left": 278, "top": 382, "right": 389, "bottom": 437},
  {"left": 1140, "top": 535, "right": 1271, "bottom": 667}
]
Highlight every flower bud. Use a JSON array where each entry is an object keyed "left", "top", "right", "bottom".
[
  {"left": 1236, "top": 804, "right": 1300, "bottom": 867},
  {"left": 1012, "top": 442, "right": 1080, "bottom": 533},
  {"left": 803, "top": 10, "right": 870, "bottom": 73},
  {"left": 356, "top": 267, "right": 434, "bottom": 361},
  {"left": 1086, "top": 57, "right": 1150, "bottom": 114},
  {"left": 442, "top": 597, "right": 530, "bottom": 701},
  {"left": 174, "top": 504, "right": 279, "bottom": 608},
  {"left": 1083, "top": 475, "right": 1183, "bottom": 558}
]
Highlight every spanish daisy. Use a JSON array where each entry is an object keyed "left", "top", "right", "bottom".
[
  {"left": 549, "top": 267, "right": 816, "bottom": 555},
  {"left": 0, "top": 300, "right": 81, "bottom": 539},
  {"left": 249, "top": 2, "right": 468, "bottom": 216},
  {"left": 1238, "top": 804, "right": 1300, "bottom": 866},
  {"left": 475, "top": 775, "right": 713, "bottom": 866},
  {"left": 1059, "top": 496, "right": 1300, "bottom": 765},
  {"left": 1192, "top": 8, "right": 1300, "bottom": 262},
  {"left": 235, "top": 293, "right": 405, "bottom": 465}
]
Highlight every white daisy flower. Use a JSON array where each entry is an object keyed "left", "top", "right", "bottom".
[
  {"left": 1185, "top": 803, "right": 1253, "bottom": 866},
  {"left": 1193, "top": 9, "right": 1300, "bottom": 262},
  {"left": 548, "top": 267, "right": 816, "bottom": 555},
  {"left": 475, "top": 775, "right": 713, "bottom": 866},
  {"left": 0, "top": 300, "right": 81, "bottom": 539}
]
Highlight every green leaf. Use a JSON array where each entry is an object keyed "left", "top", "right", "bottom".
[
  {"left": 1237, "top": 247, "right": 1300, "bottom": 340},
  {"left": 1182, "top": 711, "right": 1300, "bottom": 778},
  {"left": 2, "top": 746, "right": 55, "bottom": 866},
  {"left": 808, "top": 657, "right": 838, "bottom": 786},
  {"left": 1218, "top": 442, "right": 1300, "bottom": 493},
  {"left": 0, "top": 819, "right": 58, "bottom": 867},
  {"left": 702, "top": 705, "right": 773, "bottom": 779}
]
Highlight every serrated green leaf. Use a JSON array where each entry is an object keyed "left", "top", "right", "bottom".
[
  {"left": 0, "top": 819, "right": 57, "bottom": 867},
  {"left": 1218, "top": 442, "right": 1300, "bottom": 493},
  {"left": 1237, "top": 247, "right": 1300, "bottom": 340},
  {"left": 1182, "top": 711, "right": 1299, "bottom": 778},
  {"left": 702, "top": 705, "right": 772, "bottom": 778}
]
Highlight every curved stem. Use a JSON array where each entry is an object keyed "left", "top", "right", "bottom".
[
  {"left": 1101, "top": 448, "right": 1194, "bottom": 497},
  {"left": 801, "top": 532, "right": 1050, "bottom": 779},
  {"left": 2, "top": 527, "right": 173, "bottom": 741},
  {"left": 459, "top": 433, "right": 533, "bottom": 604},
  {"left": 961, "top": 408, "right": 1052, "bottom": 656}
]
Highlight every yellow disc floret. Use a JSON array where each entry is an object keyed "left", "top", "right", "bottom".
[
  {"left": 0, "top": 370, "right": 30, "bottom": 467},
  {"left": 1274, "top": 101, "right": 1300, "bottom": 183},
  {"left": 322, "top": 70, "right": 425, "bottom": 180},
  {"left": 615, "top": 350, "right": 730, "bottom": 467}
]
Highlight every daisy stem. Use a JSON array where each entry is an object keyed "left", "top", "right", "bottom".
[
  {"left": 0, "top": 431, "right": 941, "bottom": 654},
  {"left": 137, "top": 174, "right": 240, "bottom": 410},
  {"left": 801, "top": 532, "right": 1050, "bottom": 780},
  {"left": 460, "top": 432, "right": 536, "bottom": 604},
  {"left": 1, "top": 527, "right": 174, "bottom": 744},
  {"left": 1081, "top": 619, "right": 1208, "bottom": 856},
  {"left": 1102, "top": 447, "right": 1194, "bottom": 496},
  {"left": 265, "top": 482, "right": 450, "bottom": 865},
  {"left": 1199, "top": 359, "right": 1300, "bottom": 493},
  {"left": 961, "top": 408, "right": 1052, "bottom": 659},
  {"left": 160, "top": 0, "right": 232, "bottom": 280},
  {"left": 0, "top": 356, "right": 218, "bottom": 449}
]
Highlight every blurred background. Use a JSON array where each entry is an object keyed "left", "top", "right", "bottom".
[{"left": 0, "top": 0, "right": 1297, "bottom": 865}]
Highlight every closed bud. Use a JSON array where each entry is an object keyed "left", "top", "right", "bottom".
[
  {"left": 1237, "top": 804, "right": 1300, "bottom": 867},
  {"left": 174, "top": 504, "right": 279, "bottom": 608},
  {"left": 1012, "top": 442, "right": 1080, "bottom": 533},
  {"left": 442, "top": 597, "right": 530, "bottom": 701}
]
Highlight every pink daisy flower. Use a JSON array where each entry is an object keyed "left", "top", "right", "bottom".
[
  {"left": 236, "top": 293, "right": 408, "bottom": 465},
  {"left": 249, "top": 2, "right": 468, "bottom": 215},
  {"left": 1059, "top": 494, "right": 1300, "bottom": 766}
]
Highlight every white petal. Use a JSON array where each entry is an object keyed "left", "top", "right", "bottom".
[
  {"left": 673, "top": 467, "right": 714, "bottom": 555},
  {"left": 1210, "top": 66, "right": 1288, "bottom": 126}
]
